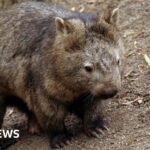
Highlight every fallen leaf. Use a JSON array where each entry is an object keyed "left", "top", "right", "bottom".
[
  {"left": 124, "top": 69, "right": 133, "bottom": 77},
  {"left": 126, "top": 51, "right": 135, "bottom": 57},
  {"left": 144, "top": 54, "right": 150, "bottom": 66},
  {"left": 79, "top": 6, "right": 85, "bottom": 12},
  {"left": 123, "top": 30, "right": 135, "bottom": 37},
  {"left": 138, "top": 64, "right": 146, "bottom": 73}
]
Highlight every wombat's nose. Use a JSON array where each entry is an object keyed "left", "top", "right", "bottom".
[
  {"left": 103, "top": 88, "right": 118, "bottom": 98},
  {"left": 93, "top": 84, "right": 118, "bottom": 99}
]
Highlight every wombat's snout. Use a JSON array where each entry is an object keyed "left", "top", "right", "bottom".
[
  {"left": 102, "top": 87, "right": 118, "bottom": 98},
  {"left": 92, "top": 84, "right": 118, "bottom": 99}
]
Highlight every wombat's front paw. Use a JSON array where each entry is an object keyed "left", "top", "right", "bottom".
[
  {"left": 51, "top": 132, "right": 72, "bottom": 149},
  {"left": 84, "top": 116, "right": 109, "bottom": 138}
]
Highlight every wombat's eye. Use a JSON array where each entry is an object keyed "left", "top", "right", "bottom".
[
  {"left": 84, "top": 63, "right": 93, "bottom": 73},
  {"left": 117, "top": 59, "right": 120, "bottom": 65},
  {"left": 85, "top": 66, "right": 93, "bottom": 72}
]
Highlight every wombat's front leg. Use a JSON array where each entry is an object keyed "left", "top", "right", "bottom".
[
  {"left": 0, "top": 96, "right": 6, "bottom": 128},
  {"left": 33, "top": 96, "right": 72, "bottom": 149},
  {"left": 83, "top": 100, "right": 108, "bottom": 138},
  {"left": 70, "top": 96, "right": 108, "bottom": 138},
  {"left": 49, "top": 113, "right": 72, "bottom": 149}
]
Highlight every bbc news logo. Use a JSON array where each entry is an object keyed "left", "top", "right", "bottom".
[{"left": 0, "top": 129, "right": 20, "bottom": 139}]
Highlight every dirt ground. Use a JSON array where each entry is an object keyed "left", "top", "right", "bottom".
[{"left": 1, "top": 0, "right": 150, "bottom": 149}]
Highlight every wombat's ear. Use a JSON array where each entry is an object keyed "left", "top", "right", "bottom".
[
  {"left": 102, "top": 7, "right": 119, "bottom": 26},
  {"left": 110, "top": 8, "right": 119, "bottom": 25},
  {"left": 55, "top": 17, "right": 74, "bottom": 35}
]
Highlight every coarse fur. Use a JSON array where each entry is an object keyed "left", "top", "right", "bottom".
[{"left": 0, "top": 2, "right": 124, "bottom": 148}]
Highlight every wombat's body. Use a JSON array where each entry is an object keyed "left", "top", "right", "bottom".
[{"left": 0, "top": 2, "right": 123, "bottom": 148}]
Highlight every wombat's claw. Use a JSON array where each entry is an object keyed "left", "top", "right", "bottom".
[
  {"left": 85, "top": 127, "right": 105, "bottom": 138},
  {"left": 51, "top": 133, "right": 72, "bottom": 149},
  {"left": 90, "top": 130, "right": 101, "bottom": 138},
  {"left": 102, "top": 125, "right": 110, "bottom": 131},
  {"left": 96, "top": 128, "right": 105, "bottom": 135},
  {"left": 84, "top": 117, "right": 109, "bottom": 138}
]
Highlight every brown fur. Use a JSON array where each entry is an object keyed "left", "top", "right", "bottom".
[{"left": 0, "top": 2, "right": 124, "bottom": 148}]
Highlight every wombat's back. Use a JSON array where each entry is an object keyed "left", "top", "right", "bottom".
[
  {"left": 0, "top": 3, "right": 51, "bottom": 59},
  {"left": 16, "top": 2, "right": 97, "bottom": 23},
  {"left": 0, "top": 1, "right": 97, "bottom": 59},
  {"left": 0, "top": 7, "right": 55, "bottom": 89}
]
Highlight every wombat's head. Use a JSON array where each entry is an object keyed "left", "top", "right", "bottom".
[{"left": 52, "top": 8, "right": 124, "bottom": 99}]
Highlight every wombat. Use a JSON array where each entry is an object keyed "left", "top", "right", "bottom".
[{"left": 0, "top": 2, "right": 124, "bottom": 148}]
